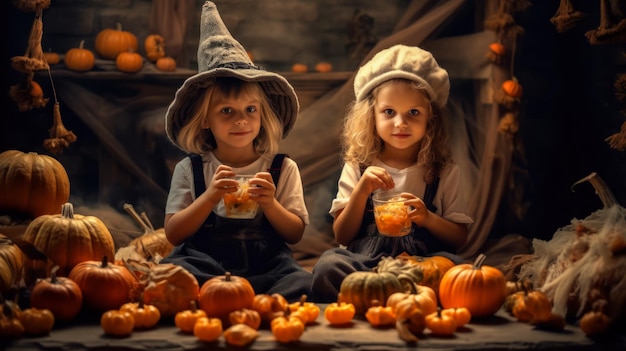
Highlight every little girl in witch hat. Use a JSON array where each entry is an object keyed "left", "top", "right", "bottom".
[{"left": 161, "top": 1, "right": 311, "bottom": 301}]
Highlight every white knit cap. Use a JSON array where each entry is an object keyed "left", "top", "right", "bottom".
[
  {"left": 354, "top": 45, "right": 449, "bottom": 108},
  {"left": 165, "top": 1, "right": 299, "bottom": 151}
]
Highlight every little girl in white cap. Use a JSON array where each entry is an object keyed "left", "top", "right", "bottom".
[
  {"left": 160, "top": 1, "right": 311, "bottom": 301},
  {"left": 311, "top": 44, "right": 473, "bottom": 302}
]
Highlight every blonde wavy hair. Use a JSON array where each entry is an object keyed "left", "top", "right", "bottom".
[
  {"left": 341, "top": 78, "right": 452, "bottom": 183},
  {"left": 175, "top": 77, "right": 283, "bottom": 156}
]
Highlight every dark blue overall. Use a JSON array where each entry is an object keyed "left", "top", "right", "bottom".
[
  {"left": 161, "top": 154, "right": 312, "bottom": 302},
  {"left": 311, "top": 171, "right": 463, "bottom": 302}
]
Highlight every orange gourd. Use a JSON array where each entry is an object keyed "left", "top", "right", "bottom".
[
  {"left": 251, "top": 293, "right": 288, "bottom": 323},
  {"left": 101, "top": 310, "right": 135, "bottom": 337},
  {"left": 199, "top": 272, "right": 255, "bottom": 322},
  {"left": 376, "top": 253, "right": 454, "bottom": 296},
  {"left": 579, "top": 299, "right": 611, "bottom": 338},
  {"left": 29, "top": 266, "right": 83, "bottom": 322},
  {"left": 0, "top": 234, "right": 24, "bottom": 294},
  {"left": 64, "top": 40, "right": 95, "bottom": 72},
  {"left": 229, "top": 308, "right": 261, "bottom": 330},
  {"left": 441, "top": 307, "right": 471, "bottom": 328},
  {"left": 324, "top": 302, "right": 355, "bottom": 325},
  {"left": 156, "top": 56, "right": 177, "bottom": 72},
  {"left": 0, "top": 150, "right": 70, "bottom": 219},
  {"left": 29, "top": 81, "right": 43, "bottom": 97},
  {"left": 291, "top": 63, "right": 308, "bottom": 73},
  {"left": 439, "top": 253, "right": 507, "bottom": 318},
  {"left": 271, "top": 313, "right": 305, "bottom": 343},
  {"left": 116, "top": 51, "right": 143, "bottom": 73},
  {"left": 95, "top": 22, "right": 138, "bottom": 60},
  {"left": 222, "top": 323, "right": 260, "bottom": 347},
  {"left": 488, "top": 42, "right": 506, "bottom": 56},
  {"left": 0, "top": 301, "right": 24, "bottom": 340},
  {"left": 144, "top": 34, "right": 166, "bottom": 62},
  {"left": 288, "top": 294, "right": 320, "bottom": 325},
  {"left": 17, "top": 307, "right": 54, "bottom": 336},
  {"left": 119, "top": 300, "right": 160, "bottom": 329},
  {"left": 511, "top": 288, "right": 553, "bottom": 323},
  {"left": 502, "top": 79, "right": 523, "bottom": 98},
  {"left": 365, "top": 300, "right": 395, "bottom": 327},
  {"left": 68, "top": 256, "right": 136, "bottom": 312},
  {"left": 425, "top": 307, "right": 457, "bottom": 336},
  {"left": 175, "top": 301, "right": 206, "bottom": 333},
  {"left": 193, "top": 317, "right": 223, "bottom": 342},
  {"left": 23, "top": 202, "right": 115, "bottom": 283}
]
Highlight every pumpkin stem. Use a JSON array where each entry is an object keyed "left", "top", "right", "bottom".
[
  {"left": 61, "top": 202, "right": 74, "bottom": 219},
  {"left": 298, "top": 294, "right": 307, "bottom": 306},
  {"left": 190, "top": 300, "right": 198, "bottom": 313},
  {"left": 473, "top": 254, "right": 487, "bottom": 269},
  {"left": 571, "top": 172, "right": 618, "bottom": 208},
  {"left": 224, "top": 271, "right": 232, "bottom": 281},
  {"left": 50, "top": 265, "right": 60, "bottom": 284},
  {"left": 101, "top": 255, "right": 109, "bottom": 267}
]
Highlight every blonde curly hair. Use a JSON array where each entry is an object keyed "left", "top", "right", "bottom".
[{"left": 341, "top": 78, "right": 452, "bottom": 183}]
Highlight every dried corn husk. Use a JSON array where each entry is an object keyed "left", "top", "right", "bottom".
[{"left": 518, "top": 173, "right": 626, "bottom": 325}]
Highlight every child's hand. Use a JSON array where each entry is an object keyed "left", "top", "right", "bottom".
[
  {"left": 359, "top": 166, "right": 395, "bottom": 194},
  {"left": 401, "top": 192, "right": 430, "bottom": 227},
  {"left": 207, "top": 165, "right": 238, "bottom": 202},
  {"left": 246, "top": 172, "right": 276, "bottom": 207}
]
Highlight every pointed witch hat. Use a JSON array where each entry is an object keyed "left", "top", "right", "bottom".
[{"left": 165, "top": 1, "right": 299, "bottom": 151}]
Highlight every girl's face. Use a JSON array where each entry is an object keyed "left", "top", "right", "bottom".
[
  {"left": 374, "top": 81, "right": 431, "bottom": 154},
  {"left": 203, "top": 90, "right": 261, "bottom": 151}
]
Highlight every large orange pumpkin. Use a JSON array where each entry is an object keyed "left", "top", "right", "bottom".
[
  {"left": 0, "top": 234, "right": 24, "bottom": 294},
  {"left": 199, "top": 272, "right": 255, "bottom": 322},
  {"left": 22, "top": 202, "right": 115, "bottom": 284},
  {"left": 0, "top": 150, "right": 70, "bottom": 219},
  {"left": 68, "top": 256, "right": 136, "bottom": 312},
  {"left": 95, "top": 22, "right": 138, "bottom": 60},
  {"left": 439, "top": 254, "right": 507, "bottom": 318}
]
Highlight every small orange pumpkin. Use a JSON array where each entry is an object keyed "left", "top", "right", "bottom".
[
  {"left": 425, "top": 307, "right": 457, "bottom": 336},
  {"left": 251, "top": 293, "right": 289, "bottom": 323},
  {"left": 119, "top": 300, "right": 161, "bottom": 329},
  {"left": 222, "top": 323, "right": 260, "bottom": 347},
  {"left": 0, "top": 234, "right": 24, "bottom": 294},
  {"left": 365, "top": 300, "right": 395, "bottom": 327},
  {"left": 229, "top": 308, "right": 261, "bottom": 330},
  {"left": 488, "top": 42, "right": 506, "bottom": 56},
  {"left": 116, "top": 51, "right": 143, "bottom": 73},
  {"left": 64, "top": 40, "right": 95, "bottom": 72},
  {"left": 324, "top": 302, "right": 355, "bottom": 325},
  {"left": 17, "top": 307, "right": 55, "bottom": 336},
  {"left": 193, "top": 317, "right": 223, "bottom": 342},
  {"left": 314, "top": 61, "right": 333, "bottom": 73},
  {"left": 291, "top": 63, "right": 308, "bottom": 73},
  {"left": 144, "top": 34, "right": 166, "bottom": 62},
  {"left": 95, "top": 22, "right": 138, "bottom": 60},
  {"left": 101, "top": 310, "right": 135, "bottom": 337},
  {"left": 198, "top": 272, "right": 255, "bottom": 322},
  {"left": 175, "top": 301, "right": 206, "bottom": 333},
  {"left": 43, "top": 51, "right": 60, "bottom": 65},
  {"left": 502, "top": 79, "right": 523, "bottom": 98},
  {"left": 271, "top": 313, "right": 305, "bottom": 343},
  {"left": 156, "top": 57, "right": 177, "bottom": 72}
]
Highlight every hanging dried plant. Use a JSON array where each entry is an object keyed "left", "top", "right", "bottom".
[
  {"left": 11, "top": 0, "right": 50, "bottom": 12},
  {"left": 43, "top": 102, "right": 77, "bottom": 154},
  {"left": 550, "top": 0, "right": 585, "bottom": 33},
  {"left": 501, "top": 0, "right": 532, "bottom": 14},
  {"left": 585, "top": 0, "right": 626, "bottom": 45},
  {"left": 8, "top": 72, "right": 48, "bottom": 111},
  {"left": 10, "top": 9, "right": 49, "bottom": 73},
  {"left": 614, "top": 73, "right": 626, "bottom": 105},
  {"left": 484, "top": 12, "right": 525, "bottom": 38},
  {"left": 498, "top": 111, "right": 520, "bottom": 135},
  {"left": 605, "top": 121, "right": 626, "bottom": 152}
]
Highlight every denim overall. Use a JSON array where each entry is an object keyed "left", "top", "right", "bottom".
[{"left": 161, "top": 154, "right": 312, "bottom": 302}]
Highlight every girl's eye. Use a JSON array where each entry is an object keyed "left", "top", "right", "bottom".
[
  {"left": 408, "top": 109, "right": 420, "bottom": 116},
  {"left": 383, "top": 109, "right": 395, "bottom": 116},
  {"left": 246, "top": 106, "right": 257, "bottom": 113},
  {"left": 221, "top": 107, "right": 232, "bottom": 114}
]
